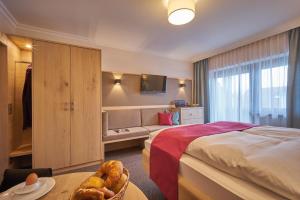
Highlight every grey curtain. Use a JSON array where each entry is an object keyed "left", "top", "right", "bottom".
[
  {"left": 287, "top": 27, "right": 300, "bottom": 128},
  {"left": 193, "top": 59, "right": 210, "bottom": 123}
]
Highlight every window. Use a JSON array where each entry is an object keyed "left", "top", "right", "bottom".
[
  {"left": 260, "top": 65, "right": 287, "bottom": 115},
  {"left": 209, "top": 53, "right": 288, "bottom": 126}
]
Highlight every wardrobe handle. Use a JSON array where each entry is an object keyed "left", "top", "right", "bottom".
[
  {"left": 63, "top": 102, "right": 69, "bottom": 111},
  {"left": 70, "top": 102, "right": 74, "bottom": 111}
]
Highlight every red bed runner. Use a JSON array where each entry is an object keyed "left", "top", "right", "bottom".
[{"left": 150, "top": 121, "right": 256, "bottom": 200}]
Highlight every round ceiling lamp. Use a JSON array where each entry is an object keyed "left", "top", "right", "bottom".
[{"left": 168, "top": 0, "right": 196, "bottom": 25}]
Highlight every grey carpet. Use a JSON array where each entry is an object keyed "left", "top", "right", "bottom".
[{"left": 68, "top": 147, "right": 165, "bottom": 200}]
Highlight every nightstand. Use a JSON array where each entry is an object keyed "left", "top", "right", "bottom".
[{"left": 180, "top": 107, "right": 204, "bottom": 125}]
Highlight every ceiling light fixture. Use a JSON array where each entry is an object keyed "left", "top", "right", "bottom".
[{"left": 168, "top": 0, "right": 196, "bottom": 25}]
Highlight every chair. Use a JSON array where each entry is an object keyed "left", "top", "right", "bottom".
[{"left": 0, "top": 168, "right": 52, "bottom": 192}]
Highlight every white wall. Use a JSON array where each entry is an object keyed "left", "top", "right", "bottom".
[
  {"left": 102, "top": 46, "right": 192, "bottom": 79},
  {"left": 0, "top": 23, "right": 193, "bottom": 79}
]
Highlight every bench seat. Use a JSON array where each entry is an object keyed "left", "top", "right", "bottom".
[{"left": 103, "top": 127, "right": 149, "bottom": 142}]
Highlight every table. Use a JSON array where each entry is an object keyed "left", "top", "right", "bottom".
[{"left": 41, "top": 172, "right": 148, "bottom": 200}]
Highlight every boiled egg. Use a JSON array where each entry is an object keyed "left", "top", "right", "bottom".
[{"left": 25, "top": 173, "right": 38, "bottom": 185}]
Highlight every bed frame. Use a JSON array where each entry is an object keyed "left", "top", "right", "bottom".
[{"left": 142, "top": 149, "right": 243, "bottom": 200}]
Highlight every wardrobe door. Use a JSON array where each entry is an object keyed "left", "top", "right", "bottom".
[
  {"left": 33, "top": 40, "right": 71, "bottom": 169},
  {"left": 70, "top": 47, "right": 101, "bottom": 165}
]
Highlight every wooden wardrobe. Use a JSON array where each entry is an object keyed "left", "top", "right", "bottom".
[{"left": 32, "top": 40, "right": 102, "bottom": 171}]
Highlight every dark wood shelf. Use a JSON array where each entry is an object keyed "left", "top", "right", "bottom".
[{"left": 9, "top": 144, "right": 32, "bottom": 158}]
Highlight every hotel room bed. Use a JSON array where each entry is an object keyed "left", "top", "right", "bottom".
[{"left": 143, "top": 125, "right": 300, "bottom": 200}]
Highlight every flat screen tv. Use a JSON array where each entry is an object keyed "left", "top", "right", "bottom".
[{"left": 141, "top": 74, "right": 167, "bottom": 93}]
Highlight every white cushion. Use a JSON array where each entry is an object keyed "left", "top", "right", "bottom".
[{"left": 103, "top": 127, "right": 149, "bottom": 141}]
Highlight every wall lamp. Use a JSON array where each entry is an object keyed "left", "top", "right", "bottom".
[
  {"left": 179, "top": 83, "right": 186, "bottom": 88},
  {"left": 114, "top": 79, "right": 122, "bottom": 85}
]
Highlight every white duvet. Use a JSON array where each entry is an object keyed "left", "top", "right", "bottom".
[{"left": 149, "top": 126, "right": 300, "bottom": 200}]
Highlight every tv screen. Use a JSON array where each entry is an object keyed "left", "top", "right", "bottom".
[{"left": 141, "top": 74, "right": 167, "bottom": 93}]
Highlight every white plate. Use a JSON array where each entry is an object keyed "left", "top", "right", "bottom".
[
  {"left": 13, "top": 181, "right": 41, "bottom": 195},
  {"left": 0, "top": 177, "right": 55, "bottom": 200}
]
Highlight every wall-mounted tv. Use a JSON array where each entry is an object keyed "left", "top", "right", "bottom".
[{"left": 141, "top": 74, "right": 167, "bottom": 93}]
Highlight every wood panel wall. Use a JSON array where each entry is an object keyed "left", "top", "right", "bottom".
[
  {"left": 0, "top": 33, "right": 21, "bottom": 181},
  {"left": 102, "top": 72, "right": 192, "bottom": 107},
  {"left": 6, "top": 37, "right": 20, "bottom": 151},
  {"left": 0, "top": 43, "right": 8, "bottom": 182}
]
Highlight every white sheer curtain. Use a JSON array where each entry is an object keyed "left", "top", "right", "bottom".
[{"left": 209, "top": 33, "right": 289, "bottom": 126}]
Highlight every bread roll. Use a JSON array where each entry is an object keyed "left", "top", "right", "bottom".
[
  {"left": 74, "top": 188, "right": 104, "bottom": 200},
  {"left": 80, "top": 176, "right": 105, "bottom": 189},
  {"left": 97, "top": 187, "right": 115, "bottom": 198},
  {"left": 97, "top": 160, "right": 123, "bottom": 189}
]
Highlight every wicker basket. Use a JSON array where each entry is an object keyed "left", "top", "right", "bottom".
[
  {"left": 108, "top": 168, "right": 129, "bottom": 200},
  {"left": 71, "top": 168, "right": 130, "bottom": 200}
]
